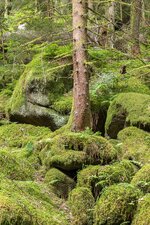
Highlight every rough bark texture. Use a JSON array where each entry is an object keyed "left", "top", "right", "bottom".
[
  {"left": 131, "top": 0, "right": 142, "bottom": 55},
  {"left": 72, "top": 0, "right": 91, "bottom": 131}
]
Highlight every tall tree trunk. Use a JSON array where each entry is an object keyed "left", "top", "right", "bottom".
[
  {"left": 131, "top": 0, "right": 142, "bottom": 55},
  {"left": 4, "top": 0, "right": 11, "bottom": 17},
  {"left": 72, "top": 0, "right": 91, "bottom": 131},
  {"left": 107, "top": 1, "right": 115, "bottom": 48}
]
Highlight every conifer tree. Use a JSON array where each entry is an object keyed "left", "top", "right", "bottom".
[{"left": 72, "top": 0, "right": 91, "bottom": 131}]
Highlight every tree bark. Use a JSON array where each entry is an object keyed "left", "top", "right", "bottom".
[
  {"left": 131, "top": 0, "right": 142, "bottom": 55},
  {"left": 107, "top": 1, "right": 115, "bottom": 48},
  {"left": 72, "top": 0, "right": 91, "bottom": 131},
  {"left": 4, "top": 0, "right": 12, "bottom": 17}
]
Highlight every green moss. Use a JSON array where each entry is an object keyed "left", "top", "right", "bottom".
[
  {"left": 105, "top": 93, "right": 150, "bottom": 138},
  {"left": 90, "top": 73, "right": 150, "bottom": 114},
  {"left": 52, "top": 95, "right": 72, "bottom": 115},
  {"left": 131, "top": 164, "right": 150, "bottom": 193},
  {"left": 39, "top": 132, "right": 117, "bottom": 171},
  {"left": 68, "top": 187, "right": 95, "bottom": 225},
  {"left": 94, "top": 183, "right": 142, "bottom": 225},
  {"left": 131, "top": 194, "right": 150, "bottom": 225},
  {"left": 0, "top": 90, "right": 11, "bottom": 114},
  {"left": 0, "top": 149, "right": 35, "bottom": 180},
  {"left": 7, "top": 44, "right": 72, "bottom": 114},
  {"left": 0, "top": 123, "right": 51, "bottom": 148},
  {"left": 118, "top": 127, "right": 150, "bottom": 164},
  {"left": 44, "top": 168, "right": 75, "bottom": 198},
  {"left": 77, "top": 160, "right": 138, "bottom": 198},
  {"left": 0, "top": 175, "right": 69, "bottom": 225}
]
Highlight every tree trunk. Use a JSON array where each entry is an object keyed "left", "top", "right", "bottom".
[
  {"left": 131, "top": 0, "right": 142, "bottom": 55},
  {"left": 72, "top": 0, "right": 91, "bottom": 131},
  {"left": 4, "top": 0, "right": 12, "bottom": 17},
  {"left": 107, "top": 1, "right": 115, "bottom": 48}
]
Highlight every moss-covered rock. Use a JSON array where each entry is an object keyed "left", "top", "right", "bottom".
[
  {"left": 7, "top": 44, "right": 72, "bottom": 130},
  {"left": 0, "top": 149, "right": 36, "bottom": 180},
  {"left": 131, "top": 194, "right": 150, "bottom": 225},
  {"left": 0, "top": 175, "right": 69, "bottom": 225},
  {"left": 117, "top": 127, "right": 150, "bottom": 164},
  {"left": 77, "top": 160, "right": 138, "bottom": 198},
  {"left": 131, "top": 164, "right": 150, "bottom": 193},
  {"left": 68, "top": 187, "right": 95, "bottom": 225},
  {"left": 0, "top": 123, "right": 51, "bottom": 148},
  {"left": 94, "top": 183, "right": 142, "bottom": 225},
  {"left": 105, "top": 93, "right": 150, "bottom": 138},
  {"left": 39, "top": 132, "right": 117, "bottom": 171},
  {"left": 52, "top": 95, "right": 72, "bottom": 115},
  {"left": 44, "top": 168, "right": 75, "bottom": 198}
]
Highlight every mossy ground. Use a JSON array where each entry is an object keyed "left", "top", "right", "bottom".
[
  {"left": 117, "top": 127, "right": 150, "bottom": 164},
  {"left": 0, "top": 174, "right": 69, "bottom": 225},
  {"left": 0, "top": 123, "right": 51, "bottom": 148},
  {"left": 94, "top": 183, "right": 142, "bottom": 225}
]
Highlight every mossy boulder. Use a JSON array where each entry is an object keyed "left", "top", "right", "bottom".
[
  {"left": 0, "top": 175, "right": 69, "bottom": 225},
  {"left": 0, "top": 123, "right": 51, "bottom": 148},
  {"left": 44, "top": 168, "right": 75, "bottom": 198},
  {"left": 105, "top": 92, "right": 150, "bottom": 138},
  {"left": 68, "top": 187, "right": 95, "bottom": 225},
  {"left": 94, "top": 183, "right": 142, "bottom": 225},
  {"left": 0, "top": 149, "right": 36, "bottom": 180},
  {"left": 117, "top": 127, "right": 150, "bottom": 164},
  {"left": 131, "top": 194, "right": 150, "bottom": 225},
  {"left": 7, "top": 44, "right": 72, "bottom": 130},
  {"left": 131, "top": 164, "right": 150, "bottom": 193},
  {"left": 39, "top": 132, "right": 117, "bottom": 171},
  {"left": 77, "top": 160, "right": 138, "bottom": 198}
]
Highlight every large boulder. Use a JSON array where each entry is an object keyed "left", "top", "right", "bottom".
[
  {"left": 77, "top": 160, "right": 138, "bottom": 198},
  {"left": 7, "top": 44, "right": 72, "bottom": 130},
  {"left": 38, "top": 131, "right": 117, "bottom": 171},
  {"left": 105, "top": 93, "right": 150, "bottom": 138},
  {"left": 117, "top": 127, "right": 150, "bottom": 164},
  {"left": 94, "top": 183, "right": 142, "bottom": 225},
  {"left": 68, "top": 187, "right": 95, "bottom": 225}
]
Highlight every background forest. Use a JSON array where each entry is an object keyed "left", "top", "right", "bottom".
[{"left": 0, "top": 0, "right": 150, "bottom": 225}]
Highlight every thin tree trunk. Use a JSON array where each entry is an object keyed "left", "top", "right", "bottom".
[
  {"left": 107, "top": 1, "right": 115, "bottom": 48},
  {"left": 72, "top": 0, "right": 91, "bottom": 131},
  {"left": 131, "top": 0, "right": 142, "bottom": 55}
]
